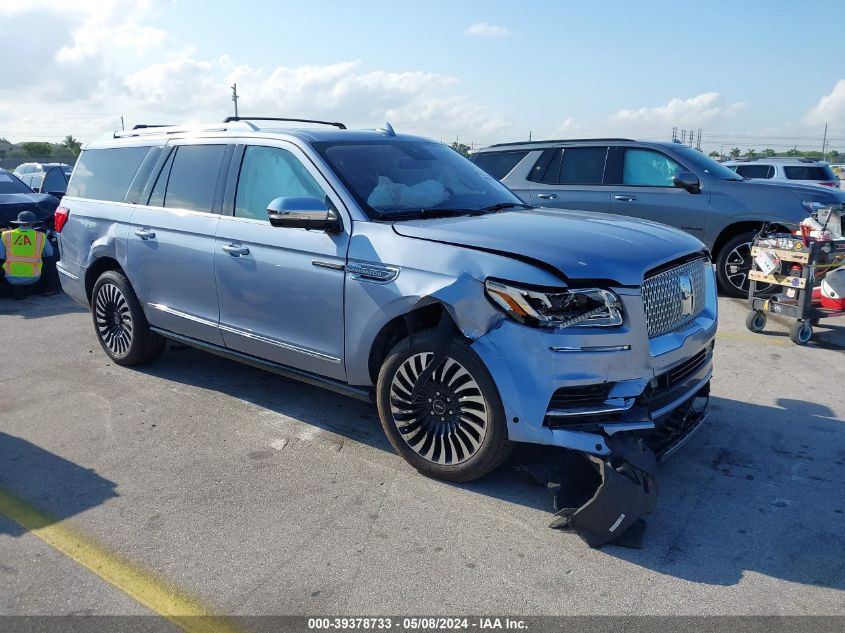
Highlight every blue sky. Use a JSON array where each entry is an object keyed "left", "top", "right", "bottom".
[{"left": 2, "top": 0, "right": 844, "bottom": 151}]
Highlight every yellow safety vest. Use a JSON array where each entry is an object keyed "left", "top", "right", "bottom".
[{"left": 2, "top": 228, "right": 44, "bottom": 279}]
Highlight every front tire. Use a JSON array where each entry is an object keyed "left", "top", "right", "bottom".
[
  {"left": 91, "top": 270, "right": 165, "bottom": 366},
  {"left": 376, "top": 331, "right": 513, "bottom": 482},
  {"left": 716, "top": 231, "right": 774, "bottom": 298}
]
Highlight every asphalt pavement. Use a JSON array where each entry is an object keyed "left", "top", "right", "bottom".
[{"left": 1, "top": 292, "right": 843, "bottom": 619}]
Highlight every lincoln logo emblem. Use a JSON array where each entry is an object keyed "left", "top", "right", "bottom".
[{"left": 679, "top": 273, "right": 694, "bottom": 317}]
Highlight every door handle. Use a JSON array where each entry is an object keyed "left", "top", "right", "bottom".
[
  {"left": 537, "top": 193, "right": 558, "bottom": 200},
  {"left": 134, "top": 229, "right": 156, "bottom": 240},
  {"left": 613, "top": 195, "right": 637, "bottom": 202},
  {"left": 222, "top": 243, "right": 250, "bottom": 257}
]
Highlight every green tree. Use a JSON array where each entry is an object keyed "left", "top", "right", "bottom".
[
  {"left": 708, "top": 150, "right": 720, "bottom": 158},
  {"left": 763, "top": 148, "right": 776, "bottom": 157},
  {"left": 62, "top": 135, "right": 82, "bottom": 157},
  {"left": 450, "top": 141, "right": 471, "bottom": 158},
  {"left": 746, "top": 148, "right": 757, "bottom": 159},
  {"left": 828, "top": 149, "right": 840, "bottom": 161},
  {"left": 20, "top": 142, "right": 54, "bottom": 158},
  {"left": 729, "top": 147, "right": 741, "bottom": 159},
  {"left": 786, "top": 147, "right": 801, "bottom": 157}
]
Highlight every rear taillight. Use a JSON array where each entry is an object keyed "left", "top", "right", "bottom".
[
  {"left": 819, "top": 181, "right": 837, "bottom": 187},
  {"left": 54, "top": 206, "right": 69, "bottom": 232}
]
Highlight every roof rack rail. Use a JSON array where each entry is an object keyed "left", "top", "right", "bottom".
[
  {"left": 131, "top": 124, "right": 174, "bottom": 130},
  {"left": 223, "top": 116, "right": 347, "bottom": 130},
  {"left": 485, "top": 137, "right": 635, "bottom": 148},
  {"left": 113, "top": 120, "right": 259, "bottom": 139}
]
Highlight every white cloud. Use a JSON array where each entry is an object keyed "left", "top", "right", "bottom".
[
  {"left": 610, "top": 92, "right": 745, "bottom": 128},
  {"left": 806, "top": 80, "right": 845, "bottom": 126},
  {"left": 0, "top": 2, "right": 511, "bottom": 144},
  {"left": 465, "top": 22, "right": 510, "bottom": 38}
]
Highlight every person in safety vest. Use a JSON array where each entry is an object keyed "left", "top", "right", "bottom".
[{"left": 1, "top": 210, "right": 53, "bottom": 300}]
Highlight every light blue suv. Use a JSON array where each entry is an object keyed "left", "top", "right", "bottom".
[{"left": 56, "top": 118, "right": 717, "bottom": 482}]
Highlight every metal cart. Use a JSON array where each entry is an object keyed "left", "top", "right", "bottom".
[{"left": 745, "top": 233, "right": 845, "bottom": 345}]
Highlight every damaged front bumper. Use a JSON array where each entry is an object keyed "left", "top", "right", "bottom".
[
  {"left": 471, "top": 285, "right": 717, "bottom": 461},
  {"left": 478, "top": 285, "right": 716, "bottom": 547}
]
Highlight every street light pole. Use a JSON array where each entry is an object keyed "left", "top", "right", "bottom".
[{"left": 231, "top": 83, "right": 239, "bottom": 118}]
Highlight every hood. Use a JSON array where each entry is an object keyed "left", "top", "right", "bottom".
[
  {"left": 739, "top": 178, "right": 845, "bottom": 200},
  {"left": 391, "top": 208, "right": 707, "bottom": 286},
  {"left": 0, "top": 193, "right": 59, "bottom": 228}
]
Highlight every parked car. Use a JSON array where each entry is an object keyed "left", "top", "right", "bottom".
[
  {"left": 723, "top": 158, "right": 839, "bottom": 188},
  {"left": 17, "top": 165, "right": 71, "bottom": 199},
  {"left": 0, "top": 167, "right": 61, "bottom": 294},
  {"left": 14, "top": 162, "right": 73, "bottom": 177},
  {"left": 57, "top": 119, "right": 716, "bottom": 483},
  {"left": 0, "top": 168, "right": 60, "bottom": 229},
  {"left": 470, "top": 139, "right": 845, "bottom": 296}
]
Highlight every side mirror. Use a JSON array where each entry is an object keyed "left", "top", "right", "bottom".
[
  {"left": 672, "top": 171, "right": 701, "bottom": 193},
  {"left": 267, "top": 196, "right": 341, "bottom": 233}
]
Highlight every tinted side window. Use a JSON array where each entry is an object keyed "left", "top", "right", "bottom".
[
  {"left": 784, "top": 165, "right": 834, "bottom": 181},
  {"left": 148, "top": 150, "right": 174, "bottom": 207},
  {"left": 559, "top": 147, "right": 608, "bottom": 185},
  {"left": 235, "top": 146, "right": 325, "bottom": 221},
  {"left": 622, "top": 149, "right": 683, "bottom": 186},
  {"left": 735, "top": 164, "right": 774, "bottom": 179},
  {"left": 471, "top": 151, "right": 529, "bottom": 180},
  {"left": 162, "top": 145, "right": 226, "bottom": 213},
  {"left": 42, "top": 167, "right": 68, "bottom": 193},
  {"left": 66, "top": 147, "right": 153, "bottom": 201}
]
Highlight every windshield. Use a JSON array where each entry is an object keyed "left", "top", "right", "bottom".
[
  {"left": 0, "top": 170, "right": 34, "bottom": 194},
  {"left": 672, "top": 145, "right": 744, "bottom": 181},
  {"left": 313, "top": 140, "right": 525, "bottom": 219}
]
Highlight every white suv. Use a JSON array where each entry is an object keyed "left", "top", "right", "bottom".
[{"left": 724, "top": 158, "right": 839, "bottom": 188}]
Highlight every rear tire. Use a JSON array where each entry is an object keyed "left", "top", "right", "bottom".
[
  {"left": 91, "top": 270, "right": 165, "bottom": 366},
  {"left": 376, "top": 331, "right": 513, "bottom": 482}
]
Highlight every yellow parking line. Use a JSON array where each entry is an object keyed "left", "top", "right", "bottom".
[
  {"left": 716, "top": 331, "right": 788, "bottom": 346},
  {"left": 0, "top": 489, "right": 241, "bottom": 633}
]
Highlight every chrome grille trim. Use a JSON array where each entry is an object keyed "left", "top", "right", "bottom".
[{"left": 642, "top": 257, "right": 708, "bottom": 338}]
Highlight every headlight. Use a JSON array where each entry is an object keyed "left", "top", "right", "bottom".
[{"left": 485, "top": 279, "right": 623, "bottom": 328}]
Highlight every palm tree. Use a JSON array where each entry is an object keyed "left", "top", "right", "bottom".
[
  {"left": 746, "top": 149, "right": 757, "bottom": 159},
  {"left": 729, "top": 148, "right": 741, "bottom": 159},
  {"left": 708, "top": 150, "right": 720, "bottom": 159}
]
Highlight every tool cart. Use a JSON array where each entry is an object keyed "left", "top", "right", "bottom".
[{"left": 745, "top": 223, "right": 845, "bottom": 345}]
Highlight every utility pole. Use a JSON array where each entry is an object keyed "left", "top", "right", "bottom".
[
  {"left": 120, "top": 115, "right": 125, "bottom": 131},
  {"left": 231, "top": 83, "right": 239, "bottom": 118},
  {"left": 822, "top": 123, "right": 828, "bottom": 160},
  {"left": 529, "top": 130, "right": 532, "bottom": 142},
  {"left": 696, "top": 128, "right": 702, "bottom": 151},
  {"left": 672, "top": 126, "right": 677, "bottom": 141}
]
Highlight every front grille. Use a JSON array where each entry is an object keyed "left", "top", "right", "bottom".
[
  {"left": 548, "top": 383, "right": 612, "bottom": 410},
  {"left": 642, "top": 257, "right": 708, "bottom": 338},
  {"left": 656, "top": 342, "right": 712, "bottom": 391}
]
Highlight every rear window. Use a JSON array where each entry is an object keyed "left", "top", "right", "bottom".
[
  {"left": 0, "top": 171, "right": 32, "bottom": 194},
  {"left": 471, "top": 150, "right": 529, "bottom": 180},
  {"left": 67, "top": 147, "right": 154, "bottom": 201},
  {"left": 783, "top": 165, "right": 835, "bottom": 181},
  {"left": 157, "top": 145, "right": 226, "bottom": 213},
  {"left": 559, "top": 147, "right": 608, "bottom": 185},
  {"left": 735, "top": 164, "right": 774, "bottom": 179}
]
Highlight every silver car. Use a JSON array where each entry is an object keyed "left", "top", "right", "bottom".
[
  {"left": 723, "top": 158, "right": 839, "bottom": 188},
  {"left": 471, "top": 139, "right": 845, "bottom": 297},
  {"left": 56, "top": 119, "right": 716, "bottom": 483}
]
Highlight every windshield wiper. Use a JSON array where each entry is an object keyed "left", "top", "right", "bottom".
[
  {"left": 474, "top": 202, "right": 534, "bottom": 214},
  {"left": 376, "top": 208, "right": 469, "bottom": 221}
]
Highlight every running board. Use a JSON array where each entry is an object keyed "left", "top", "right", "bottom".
[{"left": 150, "top": 328, "right": 372, "bottom": 403}]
